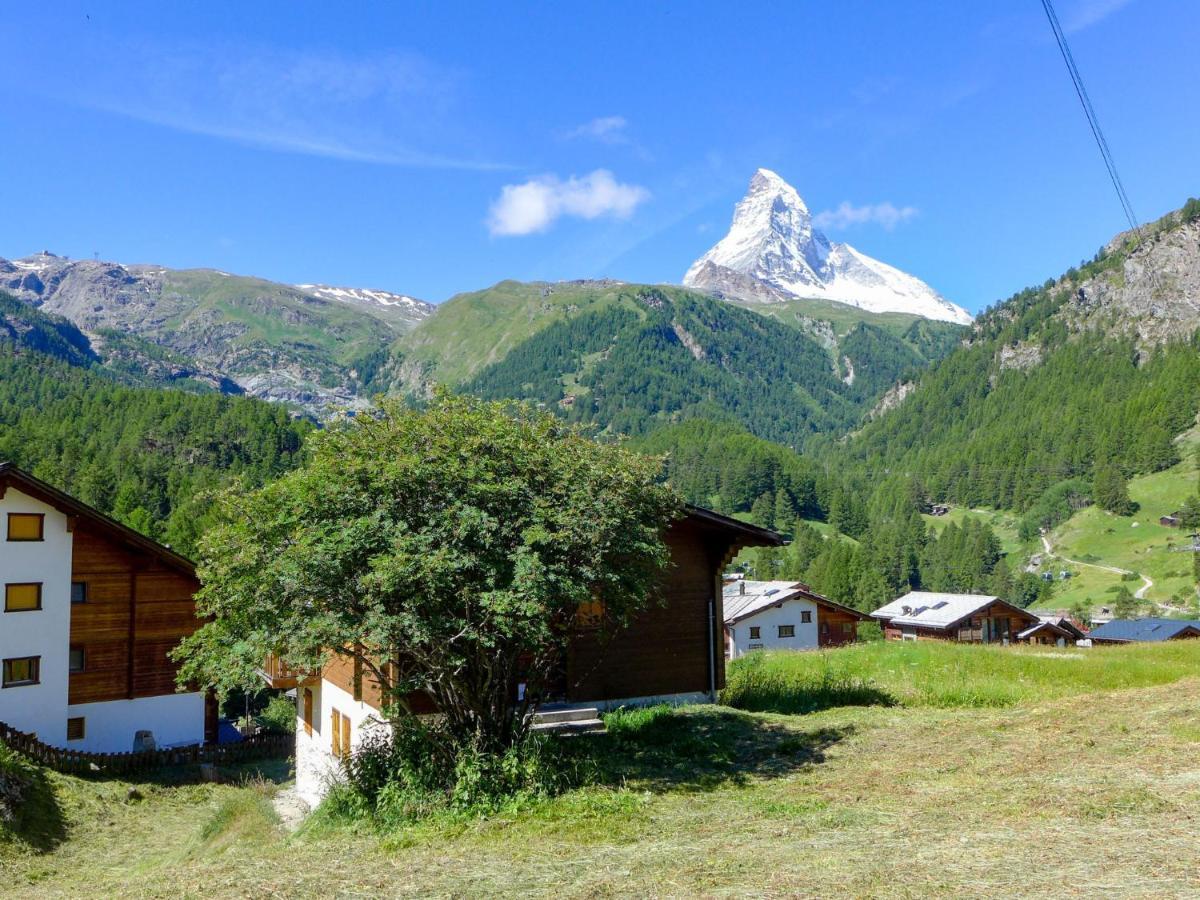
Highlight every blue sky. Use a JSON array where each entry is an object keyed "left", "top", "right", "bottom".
[{"left": 0, "top": 0, "right": 1196, "bottom": 312}]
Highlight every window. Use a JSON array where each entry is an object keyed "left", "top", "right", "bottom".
[
  {"left": 5, "top": 583, "right": 42, "bottom": 612},
  {"left": 71, "top": 582, "right": 88, "bottom": 604},
  {"left": 778, "top": 625, "right": 795, "bottom": 638},
  {"left": 66, "top": 717, "right": 85, "bottom": 741},
  {"left": 69, "top": 647, "right": 86, "bottom": 674},
  {"left": 331, "top": 708, "right": 351, "bottom": 759},
  {"left": 841, "top": 622, "right": 855, "bottom": 635},
  {"left": 800, "top": 610, "right": 812, "bottom": 624},
  {"left": 2, "top": 656, "right": 40, "bottom": 687},
  {"left": 748, "top": 642, "right": 763, "bottom": 651},
  {"left": 748, "top": 626, "right": 760, "bottom": 640},
  {"left": 7, "top": 513, "right": 44, "bottom": 542},
  {"left": 302, "top": 688, "right": 313, "bottom": 736}
]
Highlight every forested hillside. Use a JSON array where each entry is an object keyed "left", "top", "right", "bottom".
[
  {"left": 458, "top": 285, "right": 957, "bottom": 447},
  {"left": 836, "top": 202, "right": 1200, "bottom": 512},
  {"left": 0, "top": 347, "right": 308, "bottom": 556}
]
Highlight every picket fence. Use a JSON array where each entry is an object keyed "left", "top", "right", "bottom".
[{"left": 0, "top": 720, "right": 292, "bottom": 776}]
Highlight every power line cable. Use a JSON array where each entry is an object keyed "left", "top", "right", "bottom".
[{"left": 1039, "top": 0, "right": 1139, "bottom": 233}]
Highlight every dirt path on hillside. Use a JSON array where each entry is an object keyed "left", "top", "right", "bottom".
[{"left": 1039, "top": 534, "right": 1157, "bottom": 605}]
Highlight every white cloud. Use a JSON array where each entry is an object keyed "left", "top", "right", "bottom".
[
  {"left": 814, "top": 201, "right": 919, "bottom": 231},
  {"left": 563, "top": 115, "right": 630, "bottom": 144},
  {"left": 487, "top": 170, "right": 650, "bottom": 237}
]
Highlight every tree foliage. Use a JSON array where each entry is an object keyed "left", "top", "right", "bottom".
[{"left": 176, "top": 392, "right": 682, "bottom": 750}]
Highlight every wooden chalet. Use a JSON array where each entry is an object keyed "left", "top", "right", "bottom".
[
  {"left": 871, "top": 591, "right": 1040, "bottom": 643},
  {"left": 284, "top": 505, "right": 783, "bottom": 806},
  {"left": 0, "top": 463, "right": 212, "bottom": 752}
]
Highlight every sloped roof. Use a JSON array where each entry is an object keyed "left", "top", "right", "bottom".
[
  {"left": 1087, "top": 618, "right": 1200, "bottom": 642},
  {"left": 723, "top": 579, "right": 866, "bottom": 624},
  {"left": 1016, "top": 620, "right": 1074, "bottom": 641},
  {"left": 871, "top": 591, "right": 1035, "bottom": 630},
  {"left": 0, "top": 462, "right": 195, "bottom": 575},
  {"left": 723, "top": 580, "right": 806, "bottom": 622},
  {"left": 684, "top": 505, "right": 783, "bottom": 547}
]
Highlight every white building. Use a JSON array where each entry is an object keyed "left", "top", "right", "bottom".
[
  {"left": 723, "top": 580, "right": 865, "bottom": 658},
  {"left": 0, "top": 463, "right": 209, "bottom": 752}
]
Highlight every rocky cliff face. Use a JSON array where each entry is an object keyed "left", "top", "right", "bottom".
[
  {"left": 0, "top": 252, "right": 421, "bottom": 414},
  {"left": 684, "top": 169, "right": 972, "bottom": 325}
]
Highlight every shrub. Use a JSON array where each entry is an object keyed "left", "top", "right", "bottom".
[
  {"left": 325, "top": 717, "right": 594, "bottom": 828},
  {"left": 255, "top": 695, "right": 296, "bottom": 735}
]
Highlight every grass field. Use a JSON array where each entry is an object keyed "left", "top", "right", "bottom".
[
  {"left": 921, "top": 506, "right": 1026, "bottom": 557},
  {"left": 7, "top": 641, "right": 1200, "bottom": 897},
  {"left": 1042, "top": 427, "right": 1200, "bottom": 612}
]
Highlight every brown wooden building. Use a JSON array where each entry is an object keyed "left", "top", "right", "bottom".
[
  {"left": 871, "top": 591, "right": 1040, "bottom": 643},
  {"left": 0, "top": 463, "right": 210, "bottom": 751}
]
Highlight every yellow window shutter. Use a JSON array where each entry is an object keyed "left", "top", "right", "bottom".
[{"left": 5, "top": 583, "right": 42, "bottom": 611}]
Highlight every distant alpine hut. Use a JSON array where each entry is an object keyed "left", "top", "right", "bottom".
[
  {"left": 1088, "top": 618, "right": 1200, "bottom": 644},
  {"left": 1160, "top": 514, "right": 1181, "bottom": 528},
  {"left": 871, "top": 591, "right": 1040, "bottom": 644}
]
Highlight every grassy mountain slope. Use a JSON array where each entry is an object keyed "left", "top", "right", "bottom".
[{"left": 2, "top": 255, "right": 409, "bottom": 412}]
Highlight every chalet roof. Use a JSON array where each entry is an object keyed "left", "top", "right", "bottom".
[
  {"left": 871, "top": 591, "right": 1033, "bottom": 630},
  {"left": 1036, "top": 614, "right": 1088, "bottom": 640},
  {"left": 723, "top": 579, "right": 866, "bottom": 625},
  {"left": 1087, "top": 618, "right": 1200, "bottom": 643},
  {"left": 0, "top": 462, "right": 195, "bottom": 575},
  {"left": 684, "top": 505, "right": 783, "bottom": 547},
  {"left": 1016, "top": 620, "right": 1074, "bottom": 641}
]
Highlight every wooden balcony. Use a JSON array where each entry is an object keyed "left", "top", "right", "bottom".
[{"left": 258, "top": 655, "right": 312, "bottom": 689}]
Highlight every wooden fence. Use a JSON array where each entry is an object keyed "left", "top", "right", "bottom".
[{"left": 0, "top": 721, "right": 292, "bottom": 777}]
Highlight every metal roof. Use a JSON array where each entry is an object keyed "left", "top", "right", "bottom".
[
  {"left": 871, "top": 591, "right": 1003, "bottom": 629},
  {"left": 722, "top": 580, "right": 867, "bottom": 625},
  {"left": 1087, "top": 618, "right": 1200, "bottom": 642}
]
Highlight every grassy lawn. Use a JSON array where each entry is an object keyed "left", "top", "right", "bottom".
[{"left": 7, "top": 642, "right": 1200, "bottom": 897}]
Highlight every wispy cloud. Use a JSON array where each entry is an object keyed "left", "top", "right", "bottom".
[
  {"left": 562, "top": 115, "right": 630, "bottom": 144},
  {"left": 814, "top": 201, "right": 919, "bottom": 231},
  {"left": 487, "top": 170, "right": 650, "bottom": 237},
  {"left": 58, "top": 40, "right": 508, "bottom": 170},
  {"left": 1063, "top": 0, "right": 1136, "bottom": 32}
]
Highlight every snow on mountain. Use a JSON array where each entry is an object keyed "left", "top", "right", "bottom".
[
  {"left": 683, "top": 169, "right": 972, "bottom": 325},
  {"left": 296, "top": 284, "right": 434, "bottom": 328}
]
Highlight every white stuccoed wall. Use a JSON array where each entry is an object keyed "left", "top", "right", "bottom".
[
  {"left": 727, "top": 596, "right": 819, "bottom": 658},
  {"left": 295, "top": 676, "right": 386, "bottom": 808},
  {"left": 67, "top": 693, "right": 205, "bottom": 752},
  {"left": 0, "top": 488, "right": 72, "bottom": 746}
]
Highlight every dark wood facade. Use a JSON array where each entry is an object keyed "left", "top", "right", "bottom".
[
  {"left": 566, "top": 510, "right": 778, "bottom": 702},
  {"left": 818, "top": 606, "right": 863, "bottom": 647},
  {"left": 68, "top": 527, "right": 202, "bottom": 705}
]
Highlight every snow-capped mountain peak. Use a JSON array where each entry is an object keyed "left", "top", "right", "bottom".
[{"left": 683, "top": 170, "right": 971, "bottom": 325}]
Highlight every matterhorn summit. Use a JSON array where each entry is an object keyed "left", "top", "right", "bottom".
[{"left": 683, "top": 169, "right": 971, "bottom": 324}]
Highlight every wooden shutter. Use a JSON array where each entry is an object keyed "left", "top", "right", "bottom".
[
  {"left": 331, "top": 709, "right": 342, "bottom": 758},
  {"left": 5, "top": 583, "right": 42, "bottom": 611},
  {"left": 303, "top": 688, "right": 313, "bottom": 736},
  {"left": 341, "top": 711, "right": 351, "bottom": 758},
  {"left": 7, "top": 513, "right": 44, "bottom": 541}
]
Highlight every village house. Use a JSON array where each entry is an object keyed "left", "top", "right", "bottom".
[
  {"left": 1088, "top": 618, "right": 1200, "bottom": 644},
  {"left": 722, "top": 579, "right": 866, "bottom": 658},
  {"left": 871, "top": 591, "right": 1040, "bottom": 643},
  {"left": 1016, "top": 614, "right": 1088, "bottom": 646},
  {"left": 267, "top": 505, "right": 783, "bottom": 806},
  {"left": 0, "top": 463, "right": 212, "bottom": 752}
]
